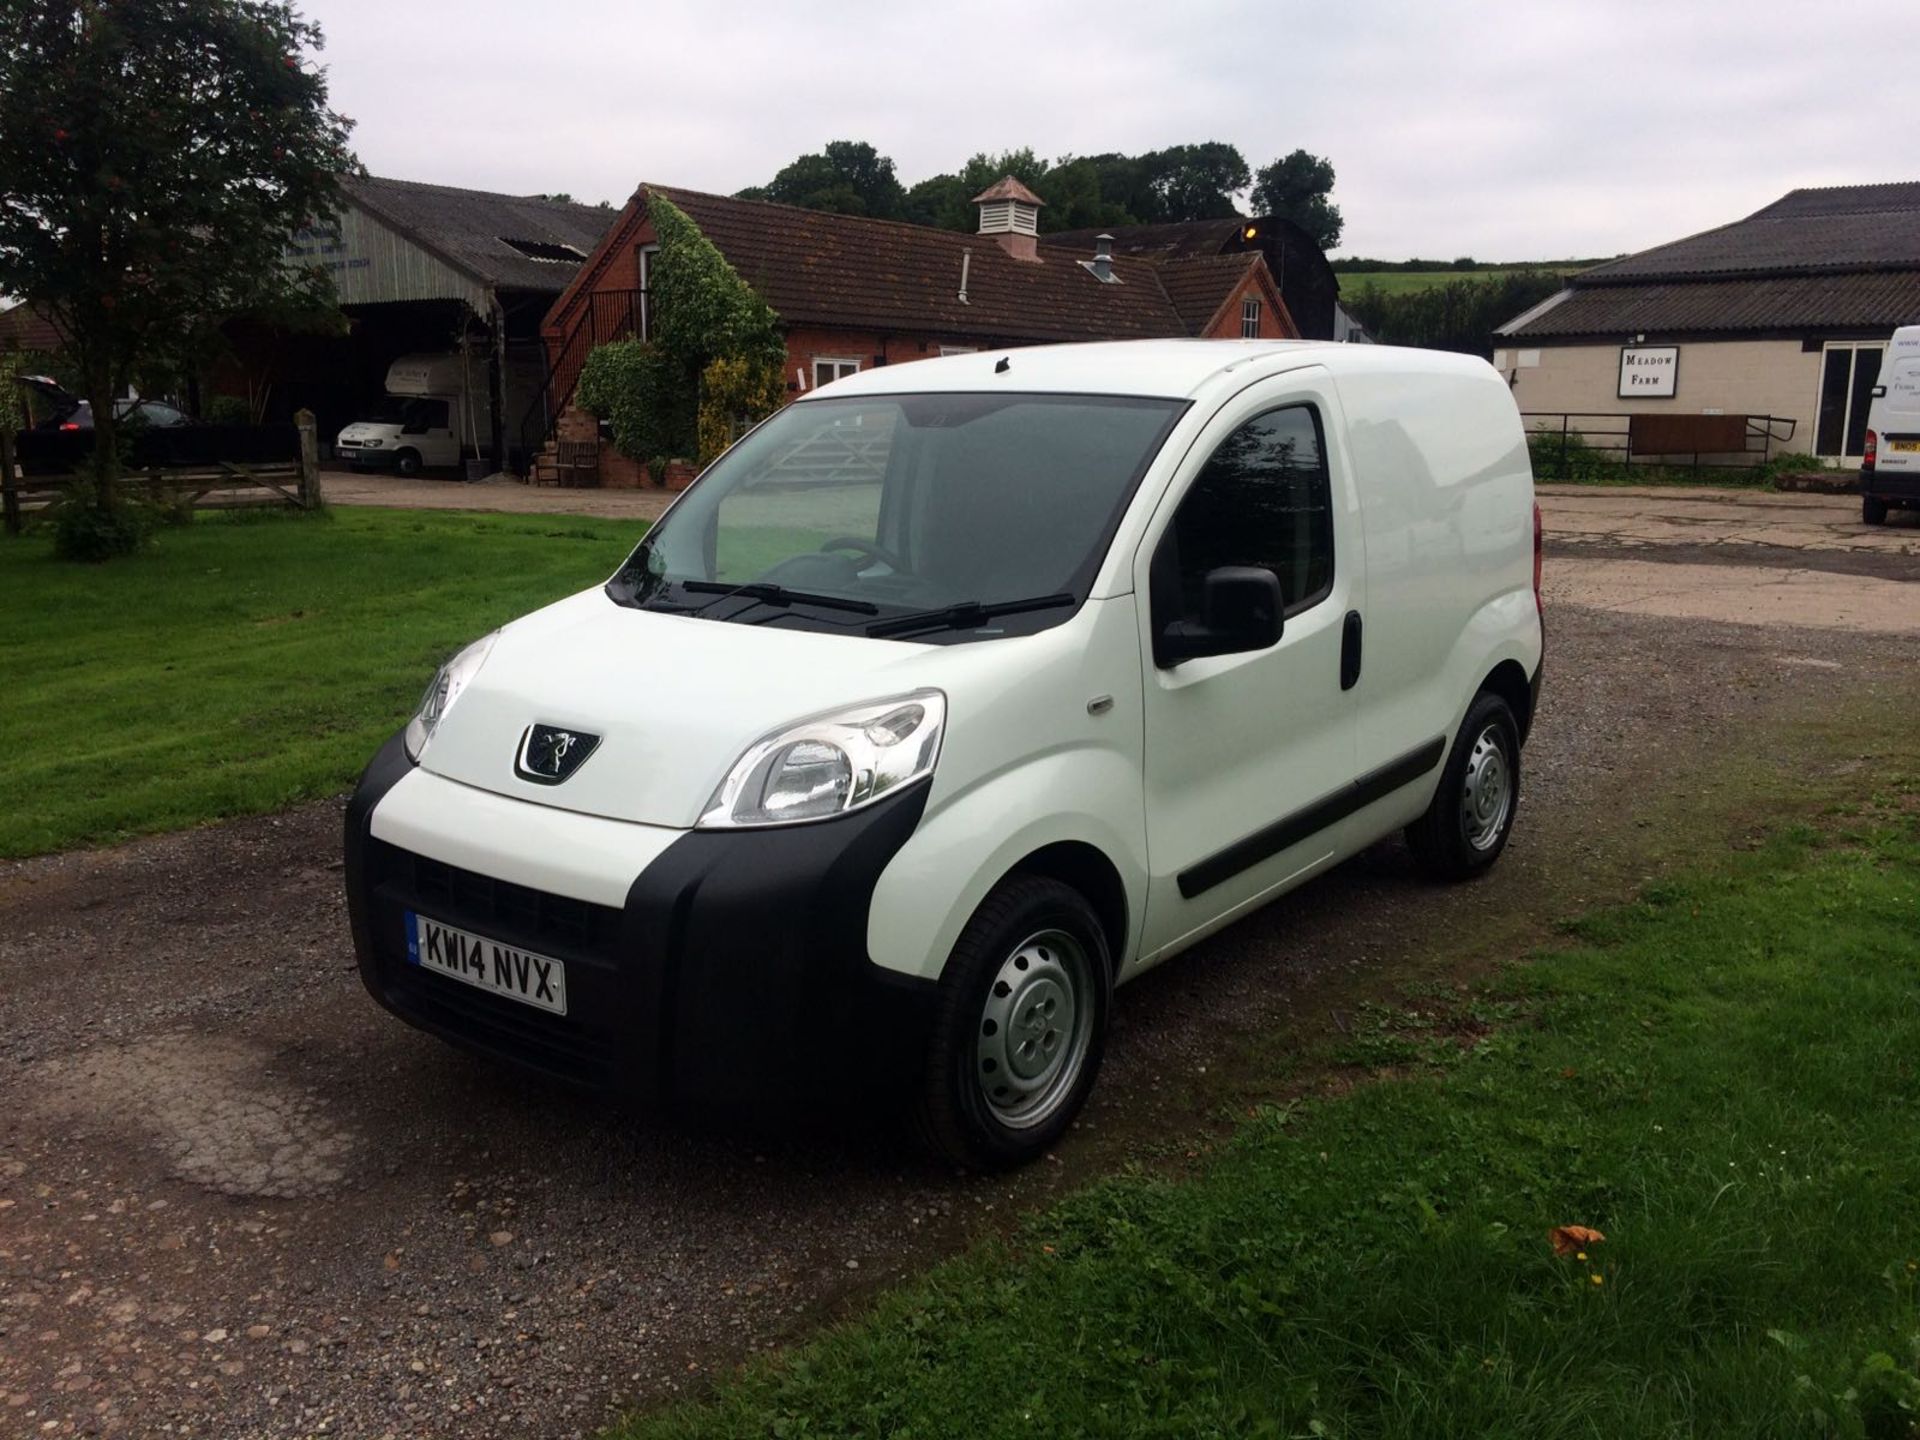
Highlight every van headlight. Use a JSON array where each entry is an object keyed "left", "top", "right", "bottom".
[
  {"left": 699, "top": 691, "right": 945, "bottom": 828},
  {"left": 403, "top": 632, "right": 498, "bottom": 761}
]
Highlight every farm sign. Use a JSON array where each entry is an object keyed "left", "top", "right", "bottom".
[{"left": 1618, "top": 346, "right": 1679, "bottom": 399}]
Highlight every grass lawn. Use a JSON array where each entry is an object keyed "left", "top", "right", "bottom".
[
  {"left": 0, "top": 507, "right": 642, "bottom": 858},
  {"left": 615, "top": 791, "right": 1920, "bottom": 1439}
]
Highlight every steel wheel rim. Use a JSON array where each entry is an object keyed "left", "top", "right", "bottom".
[
  {"left": 1460, "top": 723, "right": 1513, "bottom": 851},
  {"left": 975, "top": 928, "right": 1095, "bottom": 1130}
]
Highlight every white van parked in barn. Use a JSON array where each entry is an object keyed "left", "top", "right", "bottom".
[
  {"left": 343, "top": 340, "right": 1544, "bottom": 1167},
  {"left": 1862, "top": 325, "right": 1920, "bottom": 525}
]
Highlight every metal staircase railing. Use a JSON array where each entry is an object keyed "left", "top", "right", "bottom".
[{"left": 516, "top": 289, "right": 646, "bottom": 467}]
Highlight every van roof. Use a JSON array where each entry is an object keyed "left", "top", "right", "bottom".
[{"left": 809, "top": 339, "right": 1492, "bottom": 402}]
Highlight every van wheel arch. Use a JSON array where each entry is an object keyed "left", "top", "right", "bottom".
[
  {"left": 1004, "top": 841, "right": 1129, "bottom": 974},
  {"left": 1480, "top": 659, "right": 1535, "bottom": 744}
]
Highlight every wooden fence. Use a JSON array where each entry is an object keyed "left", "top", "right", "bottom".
[{"left": 1, "top": 410, "right": 322, "bottom": 536}]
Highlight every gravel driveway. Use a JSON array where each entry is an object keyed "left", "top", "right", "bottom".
[{"left": 4, "top": 526, "right": 1918, "bottom": 1438}]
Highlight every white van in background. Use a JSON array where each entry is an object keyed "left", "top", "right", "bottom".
[
  {"left": 1862, "top": 325, "right": 1920, "bottom": 525},
  {"left": 336, "top": 353, "right": 483, "bottom": 476},
  {"left": 343, "top": 340, "right": 1544, "bottom": 1168}
]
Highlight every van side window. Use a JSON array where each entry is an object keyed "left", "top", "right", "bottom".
[
  {"left": 1157, "top": 404, "right": 1333, "bottom": 625},
  {"left": 402, "top": 399, "right": 449, "bottom": 435}
]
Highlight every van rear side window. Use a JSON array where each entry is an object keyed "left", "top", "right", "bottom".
[{"left": 1160, "top": 404, "right": 1334, "bottom": 622}]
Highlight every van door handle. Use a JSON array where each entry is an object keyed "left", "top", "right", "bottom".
[{"left": 1341, "top": 610, "right": 1363, "bottom": 691}]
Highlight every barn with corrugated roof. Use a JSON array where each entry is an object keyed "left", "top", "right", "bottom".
[{"left": 1496, "top": 182, "right": 1920, "bottom": 464}]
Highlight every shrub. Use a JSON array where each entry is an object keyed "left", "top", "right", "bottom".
[
  {"left": 1755, "top": 450, "right": 1825, "bottom": 480},
  {"left": 51, "top": 491, "right": 153, "bottom": 561},
  {"left": 576, "top": 339, "right": 695, "bottom": 464},
  {"left": 1527, "top": 428, "right": 1626, "bottom": 482},
  {"left": 205, "top": 394, "right": 253, "bottom": 425}
]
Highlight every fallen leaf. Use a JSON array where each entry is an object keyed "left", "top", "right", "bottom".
[{"left": 1550, "top": 1225, "right": 1607, "bottom": 1257}]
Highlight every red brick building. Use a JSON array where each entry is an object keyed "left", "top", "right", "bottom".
[{"left": 538, "top": 178, "right": 1299, "bottom": 483}]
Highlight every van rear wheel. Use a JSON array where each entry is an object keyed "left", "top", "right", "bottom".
[
  {"left": 1406, "top": 691, "right": 1520, "bottom": 882},
  {"left": 913, "top": 875, "right": 1110, "bottom": 1171},
  {"left": 1863, "top": 495, "right": 1889, "bottom": 526}
]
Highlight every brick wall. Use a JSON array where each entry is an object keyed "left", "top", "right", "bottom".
[{"left": 1200, "top": 268, "right": 1299, "bottom": 340}]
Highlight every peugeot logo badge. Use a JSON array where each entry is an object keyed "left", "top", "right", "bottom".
[{"left": 515, "top": 723, "right": 601, "bottom": 785}]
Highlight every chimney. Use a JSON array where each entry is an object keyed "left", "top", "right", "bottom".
[{"left": 971, "top": 175, "right": 1045, "bottom": 262}]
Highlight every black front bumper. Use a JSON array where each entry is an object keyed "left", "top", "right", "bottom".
[{"left": 343, "top": 733, "right": 938, "bottom": 1118}]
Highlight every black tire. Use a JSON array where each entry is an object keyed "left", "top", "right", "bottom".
[
  {"left": 394, "top": 449, "right": 422, "bottom": 477},
  {"left": 914, "top": 875, "right": 1111, "bottom": 1170},
  {"left": 1406, "top": 690, "right": 1521, "bottom": 883},
  {"left": 1863, "top": 494, "right": 1889, "bottom": 526}
]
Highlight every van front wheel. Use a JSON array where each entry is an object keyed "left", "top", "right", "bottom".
[
  {"left": 1406, "top": 691, "right": 1520, "bottom": 882},
  {"left": 914, "top": 876, "right": 1110, "bottom": 1170},
  {"left": 394, "top": 448, "right": 422, "bottom": 477}
]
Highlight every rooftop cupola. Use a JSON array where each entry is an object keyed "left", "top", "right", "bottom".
[{"left": 972, "top": 175, "right": 1045, "bottom": 262}]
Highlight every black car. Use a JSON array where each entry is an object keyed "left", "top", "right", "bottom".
[{"left": 15, "top": 375, "right": 192, "bottom": 431}]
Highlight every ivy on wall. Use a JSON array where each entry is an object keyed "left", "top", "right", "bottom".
[
  {"left": 578, "top": 194, "right": 788, "bottom": 466},
  {"left": 696, "top": 353, "right": 786, "bottom": 467}
]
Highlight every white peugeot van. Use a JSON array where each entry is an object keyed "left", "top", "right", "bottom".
[
  {"left": 1862, "top": 325, "right": 1920, "bottom": 525},
  {"left": 344, "top": 340, "right": 1544, "bottom": 1168}
]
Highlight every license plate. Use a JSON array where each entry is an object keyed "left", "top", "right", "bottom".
[
  {"left": 406, "top": 912, "right": 568, "bottom": 1015},
  {"left": 1891, "top": 439, "right": 1920, "bottom": 453}
]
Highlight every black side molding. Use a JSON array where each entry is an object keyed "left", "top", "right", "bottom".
[{"left": 1177, "top": 736, "right": 1447, "bottom": 900}]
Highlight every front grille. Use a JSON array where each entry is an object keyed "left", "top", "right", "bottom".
[
  {"left": 362, "top": 840, "right": 631, "bottom": 1087},
  {"left": 406, "top": 851, "right": 620, "bottom": 954}
]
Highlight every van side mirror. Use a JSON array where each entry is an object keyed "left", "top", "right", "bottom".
[{"left": 1156, "top": 566, "right": 1284, "bottom": 666}]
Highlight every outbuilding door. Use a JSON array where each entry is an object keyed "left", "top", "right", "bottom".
[{"left": 1816, "top": 342, "right": 1885, "bottom": 459}]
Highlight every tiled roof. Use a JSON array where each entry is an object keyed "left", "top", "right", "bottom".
[
  {"left": 0, "top": 301, "right": 63, "bottom": 352},
  {"left": 651, "top": 186, "right": 1207, "bottom": 344},
  {"left": 1577, "top": 181, "right": 1920, "bottom": 283},
  {"left": 1050, "top": 217, "right": 1249, "bottom": 262},
  {"left": 1498, "top": 270, "right": 1920, "bottom": 338},
  {"left": 1154, "top": 253, "right": 1262, "bottom": 332},
  {"left": 341, "top": 176, "right": 618, "bottom": 295},
  {"left": 972, "top": 176, "right": 1046, "bottom": 207}
]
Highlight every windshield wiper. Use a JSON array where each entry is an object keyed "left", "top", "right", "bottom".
[
  {"left": 675, "top": 579, "right": 879, "bottom": 616},
  {"left": 867, "top": 593, "right": 1076, "bottom": 639}
]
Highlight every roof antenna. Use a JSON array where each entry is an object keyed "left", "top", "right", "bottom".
[{"left": 994, "top": 356, "right": 1011, "bottom": 374}]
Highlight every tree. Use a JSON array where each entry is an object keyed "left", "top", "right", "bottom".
[
  {"left": 1251, "top": 150, "right": 1343, "bottom": 251},
  {"left": 737, "top": 140, "right": 906, "bottom": 220},
  {"left": 1141, "top": 142, "right": 1251, "bottom": 222},
  {"left": 0, "top": 0, "right": 353, "bottom": 544},
  {"left": 1343, "top": 271, "right": 1567, "bottom": 359}
]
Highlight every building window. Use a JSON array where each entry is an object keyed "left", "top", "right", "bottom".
[
  {"left": 812, "top": 357, "right": 860, "bottom": 389},
  {"left": 1816, "top": 341, "right": 1885, "bottom": 458},
  {"left": 636, "top": 244, "right": 659, "bottom": 340},
  {"left": 938, "top": 345, "right": 977, "bottom": 357},
  {"left": 1241, "top": 297, "right": 1261, "bottom": 339}
]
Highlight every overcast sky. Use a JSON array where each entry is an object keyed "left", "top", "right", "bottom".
[{"left": 304, "top": 0, "right": 1918, "bottom": 261}]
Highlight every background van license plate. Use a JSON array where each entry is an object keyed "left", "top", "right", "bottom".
[
  {"left": 1892, "top": 439, "right": 1920, "bottom": 452},
  {"left": 406, "top": 912, "right": 567, "bottom": 1015}
]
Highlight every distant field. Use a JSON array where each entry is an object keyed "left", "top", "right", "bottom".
[{"left": 1341, "top": 268, "right": 1541, "bottom": 296}]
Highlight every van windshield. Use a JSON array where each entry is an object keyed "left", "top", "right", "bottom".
[{"left": 607, "top": 392, "right": 1186, "bottom": 640}]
